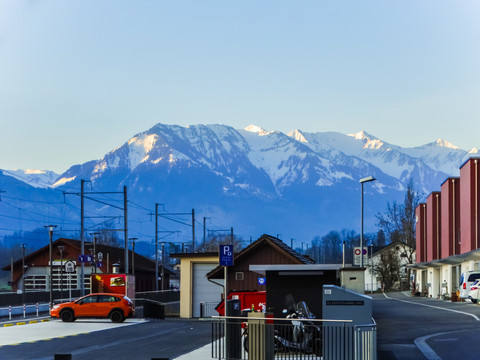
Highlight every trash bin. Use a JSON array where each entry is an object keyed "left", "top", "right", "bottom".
[{"left": 226, "top": 299, "right": 242, "bottom": 360}]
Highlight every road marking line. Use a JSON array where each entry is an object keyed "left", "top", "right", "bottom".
[
  {"left": 414, "top": 333, "right": 443, "bottom": 360},
  {"left": 383, "top": 293, "right": 480, "bottom": 321}
]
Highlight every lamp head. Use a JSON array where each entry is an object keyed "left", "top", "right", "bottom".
[{"left": 360, "top": 176, "right": 376, "bottom": 183}]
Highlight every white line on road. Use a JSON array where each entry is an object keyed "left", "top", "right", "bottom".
[
  {"left": 414, "top": 333, "right": 443, "bottom": 360},
  {"left": 382, "top": 292, "right": 480, "bottom": 321},
  {"left": 382, "top": 293, "right": 480, "bottom": 360}
]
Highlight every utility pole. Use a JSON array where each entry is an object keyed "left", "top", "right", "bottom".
[
  {"left": 203, "top": 217, "right": 211, "bottom": 250},
  {"left": 124, "top": 186, "right": 128, "bottom": 274},
  {"left": 91, "top": 233, "right": 100, "bottom": 274},
  {"left": 10, "top": 258, "right": 13, "bottom": 293},
  {"left": 161, "top": 242, "right": 165, "bottom": 290},
  {"left": 64, "top": 181, "right": 127, "bottom": 286},
  {"left": 155, "top": 203, "right": 159, "bottom": 291},
  {"left": 80, "top": 179, "right": 85, "bottom": 295},
  {"left": 21, "top": 243, "right": 26, "bottom": 305},
  {"left": 192, "top": 209, "right": 195, "bottom": 252},
  {"left": 129, "top": 237, "right": 137, "bottom": 275},
  {"left": 44, "top": 225, "right": 57, "bottom": 308},
  {"left": 58, "top": 245, "right": 65, "bottom": 300}
]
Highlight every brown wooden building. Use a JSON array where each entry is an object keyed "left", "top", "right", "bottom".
[
  {"left": 206, "top": 234, "right": 314, "bottom": 294},
  {"left": 2, "top": 238, "right": 172, "bottom": 294}
]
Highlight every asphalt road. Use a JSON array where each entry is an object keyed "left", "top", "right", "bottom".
[
  {"left": 0, "top": 318, "right": 212, "bottom": 360},
  {"left": 3, "top": 292, "right": 480, "bottom": 360},
  {"left": 374, "top": 292, "right": 480, "bottom": 360}
]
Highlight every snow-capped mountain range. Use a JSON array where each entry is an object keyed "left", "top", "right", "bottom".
[{"left": 1, "top": 123, "right": 478, "bottom": 244}]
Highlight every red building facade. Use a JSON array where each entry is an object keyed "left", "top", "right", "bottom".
[
  {"left": 416, "top": 158, "right": 480, "bottom": 264},
  {"left": 426, "top": 192, "right": 441, "bottom": 261},
  {"left": 441, "top": 177, "right": 461, "bottom": 257},
  {"left": 460, "top": 158, "right": 480, "bottom": 253},
  {"left": 416, "top": 203, "right": 427, "bottom": 263}
]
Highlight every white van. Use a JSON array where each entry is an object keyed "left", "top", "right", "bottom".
[{"left": 459, "top": 270, "right": 480, "bottom": 299}]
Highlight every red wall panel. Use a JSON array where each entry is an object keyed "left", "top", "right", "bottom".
[
  {"left": 416, "top": 203, "right": 427, "bottom": 263},
  {"left": 460, "top": 158, "right": 480, "bottom": 253},
  {"left": 426, "top": 192, "right": 441, "bottom": 261},
  {"left": 441, "top": 178, "right": 460, "bottom": 257}
]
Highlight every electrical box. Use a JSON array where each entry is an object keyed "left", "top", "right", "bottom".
[{"left": 322, "top": 285, "right": 372, "bottom": 325}]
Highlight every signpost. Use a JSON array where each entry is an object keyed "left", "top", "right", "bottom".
[
  {"left": 219, "top": 245, "right": 234, "bottom": 315},
  {"left": 78, "top": 254, "right": 93, "bottom": 263},
  {"left": 219, "top": 245, "right": 234, "bottom": 266},
  {"left": 354, "top": 247, "right": 368, "bottom": 266}
]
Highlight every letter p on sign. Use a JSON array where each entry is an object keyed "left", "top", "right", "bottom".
[{"left": 219, "top": 245, "right": 234, "bottom": 266}]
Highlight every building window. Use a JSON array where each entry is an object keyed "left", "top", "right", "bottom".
[
  {"left": 52, "top": 267, "right": 79, "bottom": 290},
  {"left": 235, "top": 272, "right": 244, "bottom": 281},
  {"left": 24, "top": 275, "right": 47, "bottom": 290}
]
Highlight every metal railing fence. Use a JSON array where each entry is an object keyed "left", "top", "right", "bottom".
[
  {"left": 201, "top": 301, "right": 220, "bottom": 317},
  {"left": 211, "top": 316, "right": 376, "bottom": 360}
]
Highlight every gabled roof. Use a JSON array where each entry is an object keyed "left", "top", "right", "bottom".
[
  {"left": 206, "top": 234, "right": 314, "bottom": 279},
  {"left": 372, "top": 241, "right": 414, "bottom": 257}
]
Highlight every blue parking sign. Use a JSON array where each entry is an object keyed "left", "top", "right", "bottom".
[{"left": 219, "top": 245, "right": 234, "bottom": 266}]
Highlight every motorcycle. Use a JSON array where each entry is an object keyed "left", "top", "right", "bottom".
[{"left": 242, "top": 301, "right": 322, "bottom": 356}]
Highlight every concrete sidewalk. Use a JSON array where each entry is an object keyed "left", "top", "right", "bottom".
[{"left": 173, "top": 342, "right": 211, "bottom": 360}]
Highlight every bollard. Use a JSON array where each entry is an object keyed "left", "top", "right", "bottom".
[
  {"left": 23, "top": 304, "right": 26, "bottom": 318},
  {"left": 9, "top": 305, "right": 11, "bottom": 320},
  {"left": 36, "top": 303, "right": 39, "bottom": 317}
]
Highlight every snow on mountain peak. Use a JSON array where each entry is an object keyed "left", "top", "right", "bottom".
[
  {"left": 432, "top": 139, "right": 459, "bottom": 149},
  {"left": 347, "top": 131, "right": 384, "bottom": 150},
  {"left": 287, "top": 129, "right": 308, "bottom": 143},
  {"left": 244, "top": 124, "right": 269, "bottom": 135},
  {"left": 23, "top": 169, "right": 47, "bottom": 175},
  {"left": 3, "top": 168, "right": 60, "bottom": 188},
  {"left": 126, "top": 134, "right": 158, "bottom": 169},
  {"left": 349, "top": 130, "right": 374, "bottom": 141},
  {"left": 468, "top": 147, "right": 479, "bottom": 154}
]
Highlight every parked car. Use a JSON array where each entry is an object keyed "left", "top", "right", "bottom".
[
  {"left": 459, "top": 271, "right": 480, "bottom": 299},
  {"left": 468, "top": 280, "right": 480, "bottom": 303},
  {"left": 50, "top": 293, "right": 134, "bottom": 323}
]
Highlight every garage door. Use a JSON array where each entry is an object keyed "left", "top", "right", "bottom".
[{"left": 192, "top": 263, "right": 223, "bottom": 317}]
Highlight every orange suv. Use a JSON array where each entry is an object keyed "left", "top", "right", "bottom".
[{"left": 51, "top": 293, "right": 134, "bottom": 323}]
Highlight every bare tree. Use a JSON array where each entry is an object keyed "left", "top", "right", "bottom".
[
  {"left": 93, "top": 220, "right": 122, "bottom": 247},
  {"left": 371, "top": 247, "right": 401, "bottom": 291},
  {"left": 196, "top": 234, "right": 243, "bottom": 253},
  {"left": 376, "top": 178, "right": 419, "bottom": 289}
]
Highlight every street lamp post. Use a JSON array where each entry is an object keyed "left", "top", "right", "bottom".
[
  {"left": 91, "top": 233, "right": 100, "bottom": 274},
  {"left": 21, "top": 243, "right": 26, "bottom": 305},
  {"left": 44, "top": 225, "right": 57, "bottom": 308},
  {"left": 161, "top": 242, "right": 165, "bottom": 290},
  {"left": 129, "top": 238, "right": 138, "bottom": 275},
  {"left": 360, "top": 176, "right": 376, "bottom": 268},
  {"left": 58, "top": 245, "right": 65, "bottom": 300}
]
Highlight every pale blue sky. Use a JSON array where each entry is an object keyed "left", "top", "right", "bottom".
[{"left": 1, "top": 1, "right": 479, "bottom": 173}]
